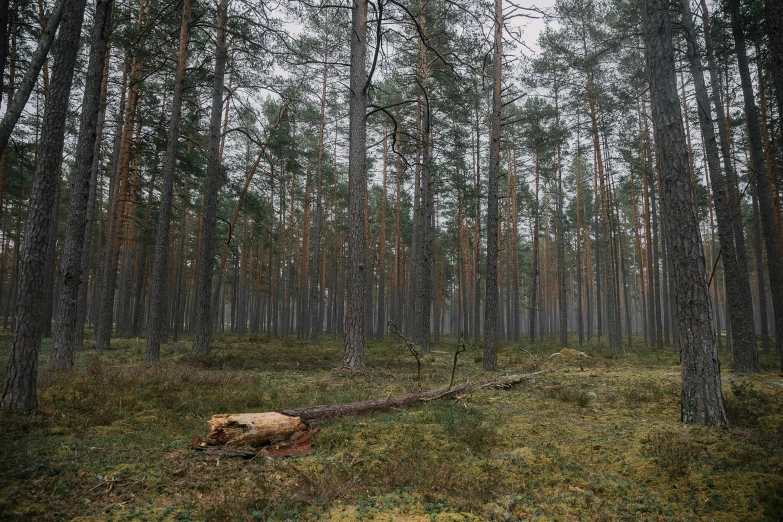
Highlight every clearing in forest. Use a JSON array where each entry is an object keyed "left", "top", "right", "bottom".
[{"left": 2, "top": 333, "right": 782, "bottom": 521}]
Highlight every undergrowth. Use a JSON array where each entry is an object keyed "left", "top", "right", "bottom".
[{"left": 1, "top": 332, "right": 782, "bottom": 521}]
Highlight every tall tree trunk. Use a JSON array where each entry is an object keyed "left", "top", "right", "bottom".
[
  {"left": 191, "top": 0, "right": 228, "bottom": 356},
  {"left": 146, "top": 0, "right": 189, "bottom": 361},
  {"left": 589, "top": 73, "right": 620, "bottom": 351},
  {"left": 415, "top": 56, "right": 433, "bottom": 353},
  {"left": 640, "top": 0, "right": 728, "bottom": 426},
  {"left": 728, "top": 0, "right": 782, "bottom": 370},
  {"left": 76, "top": 40, "right": 111, "bottom": 349},
  {"left": 344, "top": 0, "right": 367, "bottom": 368},
  {"left": 0, "top": 0, "right": 86, "bottom": 410},
  {"left": 376, "top": 130, "right": 387, "bottom": 339},
  {"left": 473, "top": 117, "right": 481, "bottom": 345},
  {"left": 556, "top": 89, "right": 567, "bottom": 346},
  {"left": 530, "top": 151, "right": 540, "bottom": 343},
  {"left": 95, "top": 28, "right": 144, "bottom": 352},
  {"left": 310, "top": 45, "right": 327, "bottom": 345},
  {"left": 680, "top": 0, "right": 757, "bottom": 372},
  {"left": 698, "top": 0, "right": 755, "bottom": 349},
  {"left": 576, "top": 138, "right": 584, "bottom": 345}
]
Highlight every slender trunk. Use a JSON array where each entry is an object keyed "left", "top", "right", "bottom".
[
  {"left": 310, "top": 44, "right": 328, "bottom": 344},
  {"left": 376, "top": 130, "right": 387, "bottom": 339},
  {"left": 191, "top": 0, "right": 228, "bottom": 355},
  {"left": 530, "top": 151, "right": 540, "bottom": 343},
  {"left": 146, "top": 0, "right": 189, "bottom": 361},
  {"left": 344, "top": 0, "right": 367, "bottom": 367},
  {"left": 556, "top": 90, "right": 567, "bottom": 346},
  {"left": 576, "top": 138, "right": 584, "bottom": 345}
]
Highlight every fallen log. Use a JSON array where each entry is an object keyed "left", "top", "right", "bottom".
[
  {"left": 204, "top": 370, "right": 546, "bottom": 447},
  {"left": 207, "top": 412, "right": 308, "bottom": 446}
]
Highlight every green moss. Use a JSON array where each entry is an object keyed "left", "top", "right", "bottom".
[{"left": 1, "top": 332, "right": 782, "bottom": 520}]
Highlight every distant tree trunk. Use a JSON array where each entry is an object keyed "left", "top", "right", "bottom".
[
  {"left": 697, "top": 0, "right": 755, "bottom": 351},
  {"left": 530, "top": 151, "right": 540, "bottom": 343},
  {"left": 131, "top": 159, "right": 157, "bottom": 337},
  {"left": 146, "top": 0, "right": 189, "bottom": 361},
  {"left": 680, "top": 0, "right": 757, "bottom": 371},
  {"left": 649, "top": 153, "right": 663, "bottom": 349},
  {"left": 392, "top": 134, "right": 402, "bottom": 329},
  {"left": 95, "top": 42, "right": 142, "bottom": 352},
  {"left": 589, "top": 74, "right": 620, "bottom": 351},
  {"left": 0, "top": 0, "right": 86, "bottom": 410},
  {"left": 473, "top": 118, "right": 481, "bottom": 345},
  {"left": 0, "top": 0, "right": 67, "bottom": 158},
  {"left": 310, "top": 45, "right": 328, "bottom": 345},
  {"left": 172, "top": 168, "right": 190, "bottom": 341},
  {"left": 376, "top": 130, "right": 387, "bottom": 339},
  {"left": 483, "top": 0, "right": 501, "bottom": 371},
  {"left": 511, "top": 148, "right": 520, "bottom": 342},
  {"left": 575, "top": 138, "right": 584, "bottom": 345},
  {"left": 415, "top": 71, "right": 433, "bottom": 353},
  {"left": 640, "top": 0, "right": 728, "bottom": 426},
  {"left": 630, "top": 161, "right": 647, "bottom": 346},
  {"left": 191, "top": 0, "right": 228, "bottom": 356},
  {"left": 76, "top": 42, "right": 111, "bottom": 349},
  {"left": 555, "top": 90, "right": 567, "bottom": 347},
  {"left": 343, "top": 0, "right": 367, "bottom": 368},
  {"left": 729, "top": 0, "right": 782, "bottom": 371}
]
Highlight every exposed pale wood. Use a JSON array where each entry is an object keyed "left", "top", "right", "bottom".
[{"left": 207, "top": 412, "right": 307, "bottom": 446}]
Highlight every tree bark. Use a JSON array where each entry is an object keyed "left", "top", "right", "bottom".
[
  {"left": 310, "top": 45, "right": 328, "bottom": 345},
  {"left": 191, "top": 0, "right": 228, "bottom": 356},
  {"left": 680, "top": 0, "right": 757, "bottom": 372},
  {"left": 640, "top": 0, "right": 728, "bottom": 426},
  {"left": 376, "top": 130, "right": 388, "bottom": 339},
  {"left": 728, "top": 0, "right": 782, "bottom": 371},
  {"left": 343, "top": 0, "right": 368, "bottom": 368},
  {"left": 146, "top": 0, "right": 189, "bottom": 361},
  {"left": 0, "top": 0, "right": 86, "bottom": 410},
  {"left": 483, "top": 0, "right": 502, "bottom": 370}
]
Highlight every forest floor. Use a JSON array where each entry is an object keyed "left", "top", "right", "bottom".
[{"left": 2, "top": 331, "right": 783, "bottom": 521}]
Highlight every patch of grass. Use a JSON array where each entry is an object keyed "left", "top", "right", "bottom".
[
  {"left": 641, "top": 429, "right": 697, "bottom": 476},
  {"left": 725, "top": 379, "right": 783, "bottom": 427},
  {"left": 2, "top": 332, "right": 782, "bottom": 520},
  {"left": 545, "top": 385, "right": 593, "bottom": 407}
]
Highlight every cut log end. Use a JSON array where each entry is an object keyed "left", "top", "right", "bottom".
[{"left": 207, "top": 412, "right": 308, "bottom": 446}]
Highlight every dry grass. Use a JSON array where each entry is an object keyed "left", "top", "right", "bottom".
[{"left": 1, "top": 332, "right": 782, "bottom": 521}]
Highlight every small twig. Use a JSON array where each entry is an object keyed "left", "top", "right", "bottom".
[
  {"left": 450, "top": 336, "right": 469, "bottom": 389},
  {"left": 388, "top": 320, "right": 421, "bottom": 385}
]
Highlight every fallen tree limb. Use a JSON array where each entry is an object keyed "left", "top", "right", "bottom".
[{"left": 204, "top": 370, "right": 546, "bottom": 447}]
